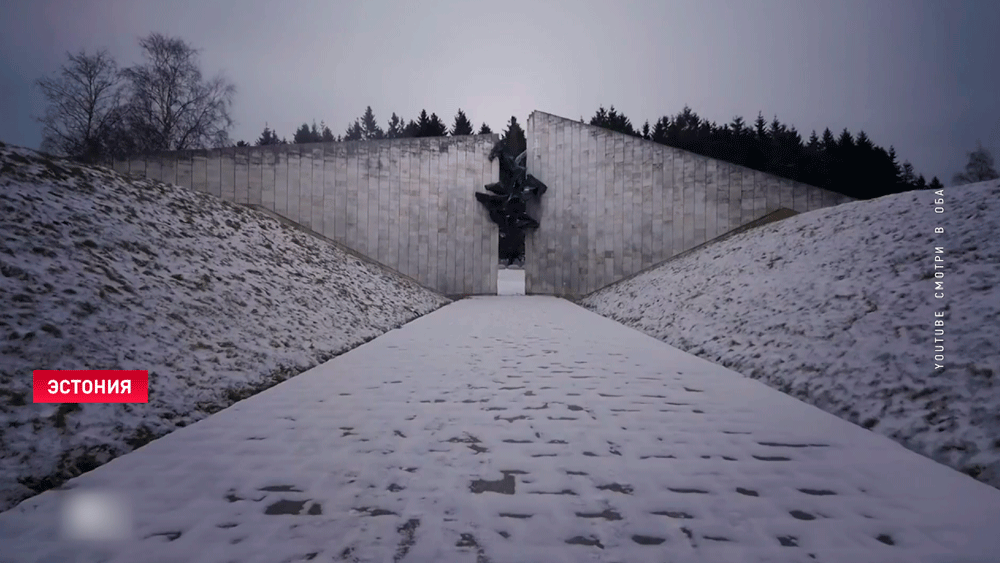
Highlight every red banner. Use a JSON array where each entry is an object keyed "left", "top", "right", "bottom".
[{"left": 33, "top": 370, "right": 149, "bottom": 403}]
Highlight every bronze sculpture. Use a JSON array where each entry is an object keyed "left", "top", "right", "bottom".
[{"left": 477, "top": 139, "right": 548, "bottom": 265}]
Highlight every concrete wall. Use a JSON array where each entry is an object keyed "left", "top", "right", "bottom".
[
  {"left": 111, "top": 136, "right": 500, "bottom": 296},
  {"left": 108, "top": 111, "right": 857, "bottom": 298},
  {"left": 524, "top": 111, "right": 855, "bottom": 296}
]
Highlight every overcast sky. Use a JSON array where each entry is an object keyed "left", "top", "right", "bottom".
[{"left": 1, "top": 0, "right": 997, "bottom": 185}]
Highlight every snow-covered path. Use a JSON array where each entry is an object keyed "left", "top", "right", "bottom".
[{"left": 2, "top": 297, "right": 998, "bottom": 563}]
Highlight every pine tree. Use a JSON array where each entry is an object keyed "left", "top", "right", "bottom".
[
  {"left": 595, "top": 105, "right": 635, "bottom": 136},
  {"left": 836, "top": 128, "right": 854, "bottom": 150},
  {"left": 235, "top": 140, "right": 249, "bottom": 147},
  {"left": 343, "top": 119, "right": 363, "bottom": 141},
  {"left": 753, "top": 112, "right": 768, "bottom": 141},
  {"left": 887, "top": 146, "right": 900, "bottom": 172},
  {"left": 768, "top": 116, "right": 786, "bottom": 138},
  {"left": 321, "top": 122, "right": 335, "bottom": 142},
  {"left": 427, "top": 113, "right": 448, "bottom": 136},
  {"left": 609, "top": 106, "right": 635, "bottom": 135},
  {"left": 901, "top": 161, "right": 916, "bottom": 187},
  {"left": 386, "top": 112, "right": 404, "bottom": 138},
  {"left": 641, "top": 120, "right": 651, "bottom": 140},
  {"left": 414, "top": 110, "right": 432, "bottom": 137},
  {"left": 590, "top": 106, "right": 609, "bottom": 127},
  {"left": 310, "top": 121, "right": 320, "bottom": 142},
  {"left": 256, "top": 123, "right": 281, "bottom": 146},
  {"left": 502, "top": 116, "right": 527, "bottom": 156},
  {"left": 887, "top": 146, "right": 903, "bottom": 189},
  {"left": 772, "top": 122, "right": 802, "bottom": 178},
  {"left": 360, "top": 106, "right": 384, "bottom": 140},
  {"left": 478, "top": 123, "right": 493, "bottom": 135},
  {"left": 929, "top": 176, "right": 944, "bottom": 190},
  {"left": 451, "top": 108, "right": 474, "bottom": 136},
  {"left": 855, "top": 131, "right": 873, "bottom": 151},
  {"left": 952, "top": 141, "right": 999, "bottom": 185},
  {"left": 293, "top": 123, "right": 313, "bottom": 144},
  {"left": 403, "top": 119, "right": 420, "bottom": 137},
  {"left": 651, "top": 117, "right": 669, "bottom": 144},
  {"left": 807, "top": 130, "right": 820, "bottom": 150},
  {"left": 820, "top": 128, "right": 836, "bottom": 152},
  {"left": 729, "top": 116, "right": 747, "bottom": 140}
]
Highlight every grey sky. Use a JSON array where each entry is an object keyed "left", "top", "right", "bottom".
[{"left": 1, "top": 0, "right": 997, "bottom": 185}]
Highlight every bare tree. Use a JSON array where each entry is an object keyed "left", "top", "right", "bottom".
[
  {"left": 120, "top": 33, "right": 236, "bottom": 153},
  {"left": 34, "top": 49, "right": 125, "bottom": 163},
  {"left": 952, "top": 141, "right": 999, "bottom": 185}
]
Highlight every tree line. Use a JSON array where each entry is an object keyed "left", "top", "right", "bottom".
[
  {"left": 587, "top": 105, "right": 1000, "bottom": 198},
  {"left": 33, "top": 35, "right": 994, "bottom": 195},
  {"left": 588, "top": 105, "right": 948, "bottom": 200},
  {"left": 243, "top": 107, "right": 506, "bottom": 146}
]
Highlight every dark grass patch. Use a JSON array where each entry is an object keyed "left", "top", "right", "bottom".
[
  {"left": 354, "top": 507, "right": 397, "bottom": 517},
  {"left": 757, "top": 441, "right": 830, "bottom": 448},
  {"left": 495, "top": 414, "right": 529, "bottom": 423},
  {"left": 145, "top": 531, "right": 182, "bottom": 542},
  {"left": 265, "top": 499, "right": 308, "bottom": 515},
  {"left": 0, "top": 389, "right": 27, "bottom": 406},
  {"left": 777, "top": 535, "right": 798, "bottom": 547},
  {"left": 597, "top": 483, "right": 633, "bottom": 494},
  {"left": 651, "top": 510, "right": 693, "bottom": 519},
  {"left": 565, "top": 535, "right": 603, "bottom": 549},
  {"left": 530, "top": 489, "right": 576, "bottom": 496},
  {"left": 575, "top": 509, "right": 622, "bottom": 521},
  {"left": 631, "top": 535, "right": 666, "bottom": 545},
  {"left": 259, "top": 485, "right": 302, "bottom": 492},
  {"left": 470, "top": 473, "right": 516, "bottom": 495},
  {"left": 394, "top": 518, "right": 420, "bottom": 563},
  {"left": 52, "top": 403, "right": 81, "bottom": 429},
  {"left": 798, "top": 488, "right": 836, "bottom": 496}
]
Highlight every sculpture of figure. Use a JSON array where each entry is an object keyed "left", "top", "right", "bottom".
[{"left": 478, "top": 139, "right": 548, "bottom": 265}]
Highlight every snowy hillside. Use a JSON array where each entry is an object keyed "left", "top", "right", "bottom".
[
  {"left": 582, "top": 180, "right": 1000, "bottom": 489},
  {"left": 0, "top": 143, "right": 450, "bottom": 513}
]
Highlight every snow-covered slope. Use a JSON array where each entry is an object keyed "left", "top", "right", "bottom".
[
  {"left": 582, "top": 180, "right": 1000, "bottom": 490},
  {"left": 0, "top": 143, "right": 450, "bottom": 513}
]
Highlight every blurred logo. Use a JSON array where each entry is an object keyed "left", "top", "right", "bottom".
[{"left": 62, "top": 491, "right": 133, "bottom": 541}]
